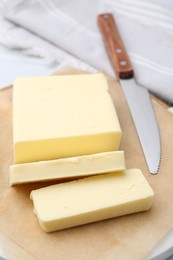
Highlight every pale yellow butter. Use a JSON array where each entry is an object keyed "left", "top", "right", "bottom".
[
  {"left": 10, "top": 151, "right": 125, "bottom": 185},
  {"left": 13, "top": 74, "right": 121, "bottom": 164},
  {"left": 30, "top": 169, "right": 154, "bottom": 232}
]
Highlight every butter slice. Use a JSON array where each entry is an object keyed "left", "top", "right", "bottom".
[
  {"left": 30, "top": 169, "right": 154, "bottom": 232},
  {"left": 13, "top": 74, "right": 121, "bottom": 163},
  {"left": 10, "top": 151, "right": 125, "bottom": 185}
]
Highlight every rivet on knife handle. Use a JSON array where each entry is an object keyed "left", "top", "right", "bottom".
[{"left": 98, "top": 13, "right": 133, "bottom": 79}]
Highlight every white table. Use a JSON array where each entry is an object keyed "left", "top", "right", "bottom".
[{"left": 0, "top": 44, "right": 172, "bottom": 260}]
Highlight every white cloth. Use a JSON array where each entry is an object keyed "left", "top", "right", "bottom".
[{"left": 1, "top": 0, "right": 173, "bottom": 103}]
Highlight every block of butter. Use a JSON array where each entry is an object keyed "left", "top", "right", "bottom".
[
  {"left": 10, "top": 151, "right": 125, "bottom": 185},
  {"left": 13, "top": 74, "right": 121, "bottom": 164},
  {"left": 30, "top": 169, "right": 154, "bottom": 232}
]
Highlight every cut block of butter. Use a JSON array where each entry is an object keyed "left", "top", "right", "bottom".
[
  {"left": 30, "top": 169, "right": 154, "bottom": 232},
  {"left": 13, "top": 74, "right": 121, "bottom": 164},
  {"left": 10, "top": 151, "right": 125, "bottom": 185}
]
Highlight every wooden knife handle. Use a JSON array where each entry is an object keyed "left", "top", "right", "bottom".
[{"left": 98, "top": 13, "right": 134, "bottom": 79}]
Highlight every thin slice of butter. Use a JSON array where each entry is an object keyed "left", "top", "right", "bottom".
[
  {"left": 30, "top": 169, "right": 154, "bottom": 232},
  {"left": 13, "top": 74, "right": 121, "bottom": 164},
  {"left": 10, "top": 151, "right": 125, "bottom": 186}
]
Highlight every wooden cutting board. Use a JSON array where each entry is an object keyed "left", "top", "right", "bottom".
[{"left": 0, "top": 68, "right": 173, "bottom": 260}]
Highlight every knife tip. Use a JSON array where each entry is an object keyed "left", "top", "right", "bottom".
[
  {"left": 149, "top": 155, "right": 161, "bottom": 175},
  {"left": 150, "top": 170, "right": 159, "bottom": 175}
]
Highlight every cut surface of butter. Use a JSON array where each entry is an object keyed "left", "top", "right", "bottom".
[
  {"left": 10, "top": 151, "right": 125, "bottom": 185},
  {"left": 30, "top": 169, "right": 154, "bottom": 232},
  {"left": 13, "top": 74, "right": 121, "bottom": 163}
]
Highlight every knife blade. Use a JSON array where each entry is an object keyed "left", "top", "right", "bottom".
[{"left": 98, "top": 13, "right": 161, "bottom": 174}]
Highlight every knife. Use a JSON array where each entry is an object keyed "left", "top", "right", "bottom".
[{"left": 98, "top": 13, "right": 161, "bottom": 174}]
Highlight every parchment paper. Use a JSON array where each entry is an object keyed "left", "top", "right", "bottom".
[{"left": 0, "top": 68, "right": 173, "bottom": 260}]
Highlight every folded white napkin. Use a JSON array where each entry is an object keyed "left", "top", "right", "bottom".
[{"left": 1, "top": 0, "right": 173, "bottom": 103}]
